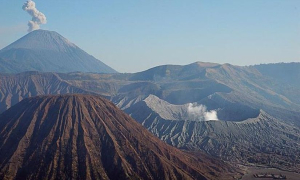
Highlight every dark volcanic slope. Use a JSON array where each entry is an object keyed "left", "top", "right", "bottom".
[
  {"left": 0, "top": 72, "right": 91, "bottom": 114},
  {"left": 0, "top": 30, "right": 117, "bottom": 73},
  {"left": 0, "top": 94, "right": 238, "bottom": 180}
]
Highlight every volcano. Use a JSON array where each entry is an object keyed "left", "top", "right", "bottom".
[
  {"left": 0, "top": 30, "right": 117, "bottom": 73},
  {"left": 0, "top": 94, "right": 238, "bottom": 180}
]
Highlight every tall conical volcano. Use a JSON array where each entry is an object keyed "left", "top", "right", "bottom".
[
  {"left": 0, "top": 94, "right": 239, "bottom": 180},
  {"left": 0, "top": 30, "right": 117, "bottom": 73}
]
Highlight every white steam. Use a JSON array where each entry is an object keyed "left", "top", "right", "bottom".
[
  {"left": 22, "top": 0, "right": 47, "bottom": 32},
  {"left": 187, "top": 103, "right": 219, "bottom": 121}
]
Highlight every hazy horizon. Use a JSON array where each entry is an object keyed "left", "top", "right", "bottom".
[{"left": 0, "top": 0, "right": 299, "bottom": 73}]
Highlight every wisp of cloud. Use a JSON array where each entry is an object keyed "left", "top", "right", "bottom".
[
  {"left": 22, "top": 0, "right": 47, "bottom": 32},
  {"left": 187, "top": 103, "right": 218, "bottom": 121}
]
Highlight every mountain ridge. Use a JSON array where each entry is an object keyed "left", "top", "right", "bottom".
[{"left": 0, "top": 71, "right": 94, "bottom": 114}]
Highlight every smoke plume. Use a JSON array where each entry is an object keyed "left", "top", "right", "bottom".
[
  {"left": 22, "top": 0, "right": 47, "bottom": 32},
  {"left": 187, "top": 103, "right": 218, "bottom": 121}
]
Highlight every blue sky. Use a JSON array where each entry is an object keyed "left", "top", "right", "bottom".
[{"left": 0, "top": 0, "right": 299, "bottom": 73}]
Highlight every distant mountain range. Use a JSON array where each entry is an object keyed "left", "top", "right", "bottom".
[
  {"left": 0, "top": 29, "right": 299, "bottom": 176},
  {"left": 0, "top": 62, "right": 299, "bottom": 173},
  {"left": 0, "top": 94, "right": 239, "bottom": 180},
  {"left": 0, "top": 30, "right": 117, "bottom": 73},
  {"left": 57, "top": 62, "right": 300, "bottom": 171}
]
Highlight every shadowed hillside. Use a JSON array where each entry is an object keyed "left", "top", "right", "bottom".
[{"left": 0, "top": 72, "right": 92, "bottom": 114}]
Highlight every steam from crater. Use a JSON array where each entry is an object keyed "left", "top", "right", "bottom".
[
  {"left": 22, "top": 0, "right": 47, "bottom": 32},
  {"left": 187, "top": 103, "right": 219, "bottom": 121}
]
